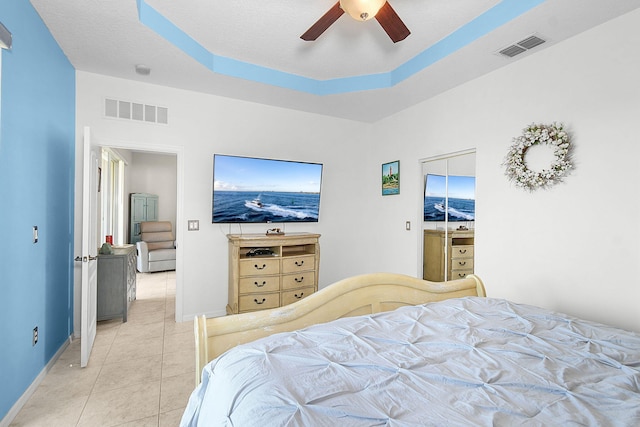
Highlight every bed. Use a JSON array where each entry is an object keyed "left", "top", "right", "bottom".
[{"left": 181, "top": 273, "right": 640, "bottom": 426}]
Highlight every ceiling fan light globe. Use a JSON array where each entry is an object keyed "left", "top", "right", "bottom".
[{"left": 340, "top": 0, "right": 386, "bottom": 21}]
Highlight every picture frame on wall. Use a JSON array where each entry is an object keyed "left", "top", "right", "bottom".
[{"left": 382, "top": 160, "right": 400, "bottom": 196}]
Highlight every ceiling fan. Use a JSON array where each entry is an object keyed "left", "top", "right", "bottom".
[{"left": 301, "top": 0, "right": 410, "bottom": 43}]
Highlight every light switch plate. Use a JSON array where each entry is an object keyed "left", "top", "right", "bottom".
[{"left": 188, "top": 220, "right": 199, "bottom": 231}]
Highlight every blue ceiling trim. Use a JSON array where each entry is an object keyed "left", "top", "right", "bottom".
[
  {"left": 137, "top": 0, "right": 212, "bottom": 70},
  {"left": 137, "top": 0, "right": 546, "bottom": 95},
  {"left": 392, "top": 0, "right": 546, "bottom": 84}
]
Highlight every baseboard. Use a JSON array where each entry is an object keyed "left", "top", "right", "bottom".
[{"left": 0, "top": 336, "right": 72, "bottom": 427}]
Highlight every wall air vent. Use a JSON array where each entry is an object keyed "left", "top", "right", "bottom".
[
  {"left": 104, "top": 98, "right": 168, "bottom": 125},
  {"left": 498, "top": 34, "right": 546, "bottom": 58}
]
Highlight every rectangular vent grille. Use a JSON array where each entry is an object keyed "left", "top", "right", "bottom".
[
  {"left": 498, "top": 34, "right": 546, "bottom": 58},
  {"left": 499, "top": 45, "right": 526, "bottom": 58},
  {"left": 518, "top": 35, "right": 545, "bottom": 50},
  {"left": 104, "top": 98, "right": 168, "bottom": 125}
]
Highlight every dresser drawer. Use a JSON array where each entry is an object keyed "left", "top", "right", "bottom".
[
  {"left": 282, "top": 287, "right": 315, "bottom": 306},
  {"left": 449, "top": 269, "right": 474, "bottom": 280},
  {"left": 450, "top": 258, "right": 474, "bottom": 271},
  {"left": 451, "top": 245, "right": 474, "bottom": 259},
  {"left": 239, "top": 258, "right": 280, "bottom": 277},
  {"left": 282, "top": 271, "right": 315, "bottom": 290},
  {"left": 239, "top": 293, "right": 280, "bottom": 312},
  {"left": 282, "top": 255, "right": 315, "bottom": 273},
  {"left": 239, "top": 276, "right": 280, "bottom": 294}
]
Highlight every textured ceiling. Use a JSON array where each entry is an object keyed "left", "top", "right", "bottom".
[{"left": 30, "top": 0, "right": 640, "bottom": 122}]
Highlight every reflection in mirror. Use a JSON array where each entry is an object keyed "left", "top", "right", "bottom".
[{"left": 421, "top": 151, "right": 475, "bottom": 281}]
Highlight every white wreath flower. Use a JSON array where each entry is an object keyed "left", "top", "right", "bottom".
[{"left": 504, "top": 122, "right": 573, "bottom": 191}]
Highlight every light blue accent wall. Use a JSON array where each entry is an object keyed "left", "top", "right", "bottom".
[{"left": 0, "top": 0, "right": 75, "bottom": 420}]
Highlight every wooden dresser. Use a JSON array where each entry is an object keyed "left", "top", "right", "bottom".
[
  {"left": 227, "top": 233, "right": 320, "bottom": 314},
  {"left": 97, "top": 245, "right": 137, "bottom": 322},
  {"left": 423, "top": 229, "right": 474, "bottom": 282}
]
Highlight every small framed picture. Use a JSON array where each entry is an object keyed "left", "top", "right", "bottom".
[{"left": 382, "top": 160, "right": 400, "bottom": 196}]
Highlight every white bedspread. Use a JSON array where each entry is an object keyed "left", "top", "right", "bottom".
[{"left": 181, "top": 297, "right": 640, "bottom": 426}]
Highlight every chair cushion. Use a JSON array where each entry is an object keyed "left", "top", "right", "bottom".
[
  {"left": 148, "top": 248, "right": 176, "bottom": 262},
  {"left": 141, "top": 230, "right": 174, "bottom": 242},
  {"left": 140, "top": 221, "right": 175, "bottom": 249},
  {"left": 147, "top": 240, "right": 174, "bottom": 251},
  {"left": 140, "top": 221, "right": 172, "bottom": 233}
]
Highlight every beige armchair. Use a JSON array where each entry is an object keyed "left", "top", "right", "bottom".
[{"left": 136, "top": 221, "right": 176, "bottom": 273}]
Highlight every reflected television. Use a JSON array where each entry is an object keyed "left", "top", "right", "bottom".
[
  {"left": 424, "top": 174, "right": 475, "bottom": 222},
  {"left": 212, "top": 154, "right": 323, "bottom": 223}
]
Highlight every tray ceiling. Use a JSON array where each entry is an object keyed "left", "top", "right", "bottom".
[{"left": 30, "top": 0, "right": 640, "bottom": 122}]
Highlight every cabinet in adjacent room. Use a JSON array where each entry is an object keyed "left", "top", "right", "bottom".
[
  {"left": 97, "top": 246, "right": 137, "bottom": 322},
  {"left": 129, "top": 193, "right": 158, "bottom": 244},
  {"left": 423, "top": 229, "right": 474, "bottom": 282},
  {"left": 227, "top": 233, "right": 320, "bottom": 314}
]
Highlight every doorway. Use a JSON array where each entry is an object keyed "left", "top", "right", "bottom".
[
  {"left": 420, "top": 150, "right": 476, "bottom": 281},
  {"left": 79, "top": 137, "right": 185, "bottom": 326}
]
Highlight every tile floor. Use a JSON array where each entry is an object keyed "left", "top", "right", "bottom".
[{"left": 10, "top": 271, "right": 195, "bottom": 427}]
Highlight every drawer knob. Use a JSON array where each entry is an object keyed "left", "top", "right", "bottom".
[
  {"left": 458, "top": 261, "right": 466, "bottom": 266},
  {"left": 254, "top": 281, "right": 266, "bottom": 288},
  {"left": 254, "top": 264, "right": 267, "bottom": 270},
  {"left": 294, "top": 292, "right": 304, "bottom": 299},
  {"left": 295, "top": 276, "right": 304, "bottom": 283},
  {"left": 254, "top": 298, "right": 266, "bottom": 305},
  {"left": 295, "top": 260, "right": 304, "bottom": 267},
  {"left": 459, "top": 249, "right": 467, "bottom": 254}
]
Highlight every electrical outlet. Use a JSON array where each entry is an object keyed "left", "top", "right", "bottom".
[{"left": 33, "top": 326, "right": 38, "bottom": 346}]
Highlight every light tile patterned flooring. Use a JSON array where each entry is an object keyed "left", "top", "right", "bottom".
[{"left": 11, "top": 271, "right": 195, "bottom": 427}]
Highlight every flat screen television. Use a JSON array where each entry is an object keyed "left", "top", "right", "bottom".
[
  {"left": 212, "top": 154, "right": 323, "bottom": 223},
  {"left": 424, "top": 174, "right": 475, "bottom": 222}
]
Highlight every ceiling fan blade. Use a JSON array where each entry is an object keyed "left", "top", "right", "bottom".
[
  {"left": 375, "top": 2, "right": 410, "bottom": 43},
  {"left": 301, "top": 2, "right": 344, "bottom": 41}
]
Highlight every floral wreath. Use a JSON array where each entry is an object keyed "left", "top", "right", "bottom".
[{"left": 503, "top": 122, "right": 573, "bottom": 191}]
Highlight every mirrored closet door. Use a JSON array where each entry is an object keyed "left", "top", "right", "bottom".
[{"left": 421, "top": 151, "right": 476, "bottom": 281}]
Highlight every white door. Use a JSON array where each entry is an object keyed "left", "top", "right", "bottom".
[{"left": 80, "top": 126, "right": 99, "bottom": 367}]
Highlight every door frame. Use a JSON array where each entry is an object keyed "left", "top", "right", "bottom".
[{"left": 74, "top": 135, "right": 185, "bottom": 335}]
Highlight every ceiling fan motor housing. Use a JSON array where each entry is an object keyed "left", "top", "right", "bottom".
[{"left": 340, "top": 0, "right": 386, "bottom": 21}]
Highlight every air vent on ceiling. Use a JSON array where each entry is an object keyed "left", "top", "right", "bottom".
[
  {"left": 499, "top": 45, "right": 527, "bottom": 58},
  {"left": 498, "top": 34, "right": 546, "bottom": 58},
  {"left": 104, "top": 98, "right": 168, "bottom": 125}
]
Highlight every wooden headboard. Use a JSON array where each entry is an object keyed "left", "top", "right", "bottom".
[{"left": 193, "top": 272, "right": 486, "bottom": 385}]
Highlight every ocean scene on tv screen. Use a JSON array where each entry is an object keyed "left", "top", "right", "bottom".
[
  {"left": 424, "top": 174, "right": 475, "bottom": 222},
  {"left": 212, "top": 155, "right": 322, "bottom": 223}
]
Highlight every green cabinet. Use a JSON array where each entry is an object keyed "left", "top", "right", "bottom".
[{"left": 129, "top": 193, "right": 158, "bottom": 244}]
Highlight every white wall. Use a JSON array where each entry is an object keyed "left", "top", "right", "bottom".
[
  {"left": 75, "top": 8, "right": 640, "bottom": 332},
  {"left": 374, "top": 9, "right": 640, "bottom": 331},
  {"left": 75, "top": 75, "right": 371, "bottom": 323}
]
